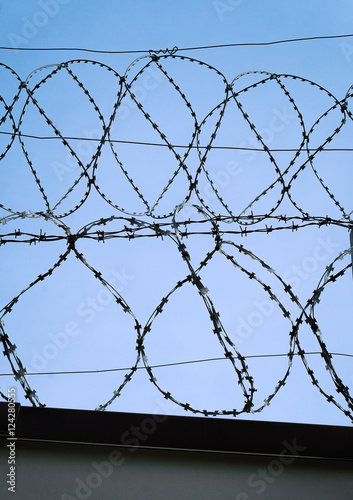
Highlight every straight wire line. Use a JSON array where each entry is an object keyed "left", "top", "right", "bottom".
[
  {"left": 0, "top": 33, "right": 353, "bottom": 53},
  {"left": 1, "top": 130, "right": 352, "bottom": 152},
  {"left": 0, "top": 351, "right": 352, "bottom": 377},
  {"left": 179, "top": 34, "right": 353, "bottom": 51}
]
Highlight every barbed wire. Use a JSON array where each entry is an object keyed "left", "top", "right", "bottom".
[{"left": 0, "top": 53, "right": 352, "bottom": 420}]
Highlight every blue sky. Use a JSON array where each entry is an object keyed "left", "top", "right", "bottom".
[{"left": 0, "top": 0, "right": 353, "bottom": 425}]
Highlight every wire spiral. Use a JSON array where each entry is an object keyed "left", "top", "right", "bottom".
[{"left": 0, "top": 53, "right": 352, "bottom": 420}]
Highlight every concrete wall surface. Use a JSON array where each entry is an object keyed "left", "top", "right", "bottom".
[{"left": 1, "top": 440, "right": 353, "bottom": 500}]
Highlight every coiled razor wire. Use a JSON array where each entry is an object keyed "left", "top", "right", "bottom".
[{"left": 0, "top": 52, "right": 352, "bottom": 420}]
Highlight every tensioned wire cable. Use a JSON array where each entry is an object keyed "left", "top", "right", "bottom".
[
  {"left": 0, "top": 351, "right": 352, "bottom": 377},
  {"left": 1, "top": 130, "right": 353, "bottom": 152},
  {"left": 0, "top": 33, "right": 353, "bottom": 54}
]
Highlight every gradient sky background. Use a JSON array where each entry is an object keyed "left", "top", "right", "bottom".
[{"left": 0, "top": 0, "right": 353, "bottom": 426}]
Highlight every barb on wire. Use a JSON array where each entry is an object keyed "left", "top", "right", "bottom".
[{"left": 149, "top": 46, "right": 179, "bottom": 57}]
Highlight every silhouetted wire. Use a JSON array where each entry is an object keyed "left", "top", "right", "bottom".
[
  {"left": 1, "top": 130, "right": 353, "bottom": 152},
  {"left": 0, "top": 389, "right": 9, "bottom": 400},
  {"left": 0, "top": 352, "right": 352, "bottom": 378},
  {"left": 1, "top": 54, "right": 353, "bottom": 419},
  {"left": 0, "top": 33, "right": 353, "bottom": 53}
]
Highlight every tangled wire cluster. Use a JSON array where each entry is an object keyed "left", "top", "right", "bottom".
[{"left": 0, "top": 52, "right": 352, "bottom": 420}]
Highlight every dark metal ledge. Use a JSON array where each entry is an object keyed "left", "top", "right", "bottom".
[{"left": 1, "top": 403, "right": 352, "bottom": 460}]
